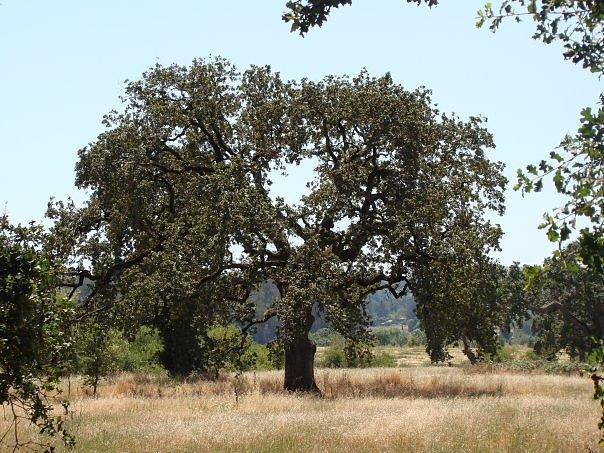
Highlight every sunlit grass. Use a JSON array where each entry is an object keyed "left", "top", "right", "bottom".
[{"left": 1, "top": 349, "right": 598, "bottom": 452}]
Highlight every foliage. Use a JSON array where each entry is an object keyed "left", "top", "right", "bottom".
[
  {"left": 118, "top": 325, "right": 165, "bottom": 373},
  {"left": 49, "top": 57, "right": 508, "bottom": 391},
  {"left": 588, "top": 341, "right": 604, "bottom": 447},
  {"left": 488, "top": 344, "right": 515, "bottom": 362},
  {"left": 514, "top": 98, "right": 604, "bottom": 271},
  {"left": 199, "top": 325, "right": 276, "bottom": 376},
  {"left": 477, "top": 1, "right": 604, "bottom": 271},
  {"left": 372, "top": 327, "right": 408, "bottom": 347},
  {"left": 321, "top": 336, "right": 346, "bottom": 368},
  {"left": 416, "top": 260, "right": 529, "bottom": 363},
  {"left": 0, "top": 219, "right": 75, "bottom": 451},
  {"left": 282, "top": 0, "right": 439, "bottom": 35},
  {"left": 282, "top": 0, "right": 603, "bottom": 274},
  {"left": 319, "top": 336, "right": 396, "bottom": 368},
  {"left": 76, "top": 324, "right": 119, "bottom": 395},
  {"left": 476, "top": 0, "right": 604, "bottom": 441},
  {"left": 525, "top": 243, "right": 604, "bottom": 360},
  {"left": 478, "top": 0, "right": 603, "bottom": 74},
  {"left": 76, "top": 324, "right": 165, "bottom": 394},
  {"left": 370, "top": 351, "right": 397, "bottom": 368}
]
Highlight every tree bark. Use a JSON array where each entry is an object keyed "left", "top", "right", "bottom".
[
  {"left": 283, "top": 310, "right": 321, "bottom": 393},
  {"left": 461, "top": 335, "right": 478, "bottom": 365}
]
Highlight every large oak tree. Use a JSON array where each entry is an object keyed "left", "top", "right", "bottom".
[{"left": 50, "top": 58, "right": 507, "bottom": 391}]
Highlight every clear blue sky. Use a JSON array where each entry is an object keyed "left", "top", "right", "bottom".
[{"left": 0, "top": 1, "right": 600, "bottom": 265}]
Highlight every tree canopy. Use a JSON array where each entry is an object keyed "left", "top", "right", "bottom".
[
  {"left": 49, "top": 57, "right": 508, "bottom": 391},
  {"left": 526, "top": 243, "right": 604, "bottom": 360}
]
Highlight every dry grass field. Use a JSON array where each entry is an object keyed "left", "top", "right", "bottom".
[{"left": 2, "top": 359, "right": 600, "bottom": 453}]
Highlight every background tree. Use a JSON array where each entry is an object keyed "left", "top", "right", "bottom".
[
  {"left": 525, "top": 242, "right": 604, "bottom": 360},
  {"left": 0, "top": 217, "right": 75, "bottom": 451},
  {"left": 50, "top": 58, "right": 507, "bottom": 392},
  {"left": 415, "top": 255, "right": 528, "bottom": 363}
]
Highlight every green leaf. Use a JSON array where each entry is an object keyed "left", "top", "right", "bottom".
[
  {"left": 549, "top": 151, "right": 564, "bottom": 163},
  {"left": 547, "top": 229, "right": 560, "bottom": 242},
  {"left": 560, "top": 224, "right": 571, "bottom": 241},
  {"left": 553, "top": 169, "right": 564, "bottom": 192}
]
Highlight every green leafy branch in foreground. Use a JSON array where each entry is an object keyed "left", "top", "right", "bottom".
[
  {"left": 514, "top": 97, "right": 603, "bottom": 271},
  {"left": 588, "top": 341, "right": 604, "bottom": 447},
  {"left": 477, "top": 1, "right": 604, "bottom": 75},
  {"left": 282, "top": 0, "right": 439, "bottom": 35},
  {"left": 476, "top": 1, "right": 603, "bottom": 271},
  {"left": 0, "top": 218, "right": 75, "bottom": 452}
]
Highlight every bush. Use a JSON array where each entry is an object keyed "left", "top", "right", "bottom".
[
  {"left": 321, "top": 337, "right": 346, "bottom": 368},
  {"left": 489, "top": 344, "right": 515, "bottom": 363},
  {"left": 319, "top": 337, "right": 396, "bottom": 368},
  {"left": 407, "top": 329, "right": 427, "bottom": 347},
  {"left": 76, "top": 325, "right": 165, "bottom": 393},
  {"left": 76, "top": 325, "right": 121, "bottom": 394},
  {"left": 245, "top": 342, "right": 274, "bottom": 371},
  {"left": 115, "top": 326, "right": 165, "bottom": 373},
  {"left": 199, "top": 325, "right": 278, "bottom": 375},
  {"left": 371, "top": 351, "right": 397, "bottom": 367},
  {"left": 372, "top": 327, "right": 407, "bottom": 346}
]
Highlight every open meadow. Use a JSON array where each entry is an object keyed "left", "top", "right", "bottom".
[{"left": 3, "top": 347, "right": 599, "bottom": 453}]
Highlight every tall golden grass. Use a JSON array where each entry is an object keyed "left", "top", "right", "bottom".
[{"left": 1, "top": 367, "right": 599, "bottom": 452}]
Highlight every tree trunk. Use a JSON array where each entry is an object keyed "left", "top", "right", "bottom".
[
  {"left": 461, "top": 335, "right": 478, "bottom": 365},
  {"left": 283, "top": 310, "right": 320, "bottom": 393}
]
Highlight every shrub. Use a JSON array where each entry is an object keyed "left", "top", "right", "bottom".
[
  {"left": 245, "top": 342, "right": 274, "bottom": 371},
  {"left": 321, "top": 337, "right": 346, "bottom": 368},
  {"left": 200, "top": 325, "right": 278, "bottom": 375},
  {"left": 372, "top": 327, "right": 407, "bottom": 346},
  {"left": 371, "top": 351, "right": 397, "bottom": 367},
  {"left": 116, "top": 326, "right": 165, "bottom": 373},
  {"left": 490, "top": 344, "right": 515, "bottom": 363},
  {"left": 407, "top": 329, "right": 427, "bottom": 346},
  {"left": 319, "top": 337, "right": 396, "bottom": 368},
  {"left": 76, "top": 325, "right": 121, "bottom": 394},
  {"left": 76, "top": 325, "right": 166, "bottom": 393}
]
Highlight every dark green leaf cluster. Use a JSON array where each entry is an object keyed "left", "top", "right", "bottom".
[
  {"left": 283, "top": 0, "right": 439, "bottom": 35},
  {"left": 526, "top": 242, "right": 604, "bottom": 360},
  {"left": 478, "top": 1, "right": 604, "bottom": 74},
  {"left": 0, "top": 218, "right": 75, "bottom": 451}
]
